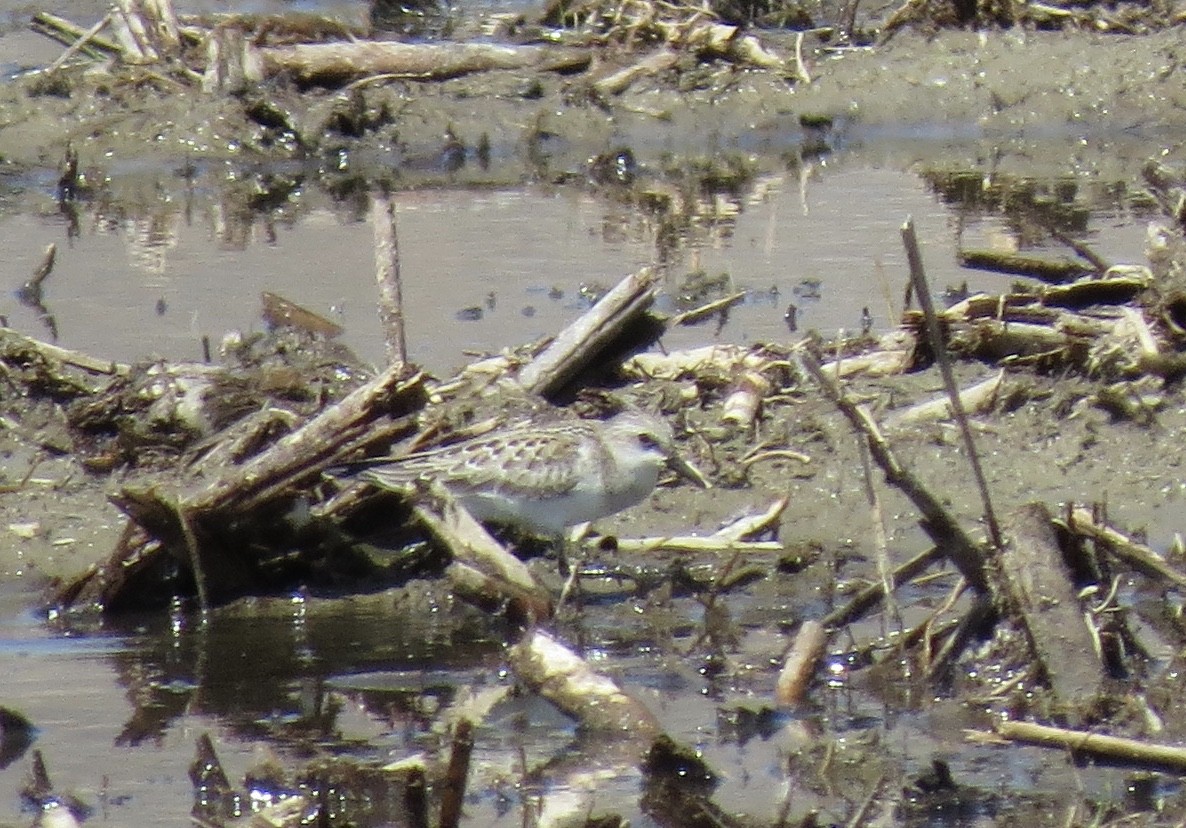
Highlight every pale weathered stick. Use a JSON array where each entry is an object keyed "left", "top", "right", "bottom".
[
  {"left": 202, "top": 26, "right": 264, "bottom": 94},
  {"left": 885, "top": 370, "right": 1003, "bottom": 428},
  {"left": 413, "top": 484, "right": 553, "bottom": 622},
  {"left": 372, "top": 192, "right": 408, "bottom": 367},
  {"left": 31, "top": 11, "right": 122, "bottom": 56},
  {"left": 260, "top": 41, "right": 591, "bottom": 85},
  {"left": 45, "top": 14, "right": 113, "bottom": 72},
  {"left": 711, "top": 496, "right": 788, "bottom": 541},
  {"left": 671, "top": 290, "right": 746, "bottom": 326},
  {"left": 859, "top": 438, "right": 901, "bottom": 629},
  {"left": 1067, "top": 506, "right": 1186, "bottom": 589},
  {"left": 721, "top": 370, "right": 771, "bottom": 428},
  {"left": 0, "top": 327, "right": 128, "bottom": 376},
  {"left": 141, "top": 0, "right": 181, "bottom": 54},
  {"left": 985, "top": 720, "right": 1186, "bottom": 773},
  {"left": 508, "top": 629, "right": 661, "bottom": 737},
  {"left": 613, "top": 536, "right": 784, "bottom": 554},
  {"left": 624, "top": 343, "right": 779, "bottom": 380},
  {"left": 518, "top": 267, "right": 660, "bottom": 399},
  {"left": 111, "top": 0, "right": 158, "bottom": 63},
  {"left": 775, "top": 619, "right": 826, "bottom": 706},
  {"left": 592, "top": 49, "right": 680, "bottom": 98},
  {"left": 819, "top": 345, "right": 912, "bottom": 379}
]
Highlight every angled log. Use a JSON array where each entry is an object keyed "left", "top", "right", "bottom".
[
  {"left": 998, "top": 503, "right": 1105, "bottom": 719},
  {"left": 518, "top": 267, "right": 662, "bottom": 400},
  {"left": 958, "top": 250, "right": 1093, "bottom": 284}
]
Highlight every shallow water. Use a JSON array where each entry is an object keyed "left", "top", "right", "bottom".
[
  {"left": 0, "top": 147, "right": 1165, "bottom": 821},
  {"left": 0, "top": 147, "right": 1153, "bottom": 378},
  {"left": 0, "top": 11, "right": 1174, "bottom": 819},
  {"left": 0, "top": 566, "right": 1169, "bottom": 827}
]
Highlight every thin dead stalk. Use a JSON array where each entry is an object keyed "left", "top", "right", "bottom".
[
  {"left": 820, "top": 545, "right": 945, "bottom": 630},
  {"left": 372, "top": 192, "right": 408, "bottom": 367},
  {"left": 45, "top": 13, "right": 113, "bottom": 72},
  {"left": 984, "top": 720, "right": 1186, "bottom": 773},
  {"left": 177, "top": 504, "right": 210, "bottom": 619},
  {"left": 858, "top": 438, "right": 901, "bottom": 631},
  {"left": 901, "top": 217, "right": 1003, "bottom": 550},
  {"left": 439, "top": 719, "right": 474, "bottom": 828},
  {"left": 1067, "top": 506, "right": 1186, "bottom": 589},
  {"left": 793, "top": 31, "right": 811, "bottom": 83},
  {"left": 797, "top": 349, "right": 990, "bottom": 593}
]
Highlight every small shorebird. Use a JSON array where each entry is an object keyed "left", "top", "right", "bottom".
[{"left": 340, "top": 409, "right": 708, "bottom": 536}]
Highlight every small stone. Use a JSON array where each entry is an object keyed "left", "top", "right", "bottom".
[{"left": 8, "top": 522, "right": 41, "bottom": 539}]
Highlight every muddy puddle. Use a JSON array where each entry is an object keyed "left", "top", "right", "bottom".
[
  {"left": 0, "top": 146, "right": 1153, "bottom": 377},
  {"left": 1, "top": 119, "right": 1180, "bottom": 826},
  {"left": 0, "top": 549, "right": 1161, "bottom": 827}
]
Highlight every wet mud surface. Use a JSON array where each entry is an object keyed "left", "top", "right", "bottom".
[{"left": 4, "top": 2, "right": 1186, "bottom": 826}]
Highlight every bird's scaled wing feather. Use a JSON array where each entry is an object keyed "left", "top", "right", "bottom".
[
  {"left": 449, "top": 431, "right": 586, "bottom": 498},
  {"left": 357, "top": 427, "right": 586, "bottom": 497}
]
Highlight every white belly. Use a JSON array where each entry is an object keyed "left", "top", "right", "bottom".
[{"left": 457, "top": 464, "right": 661, "bottom": 536}]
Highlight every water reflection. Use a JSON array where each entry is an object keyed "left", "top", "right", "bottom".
[
  {"left": 99, "top": 590, "right": 504, "bottom": 751},
  {"left": 0, "top": 152, "right": 1155, "bottom": 382}
]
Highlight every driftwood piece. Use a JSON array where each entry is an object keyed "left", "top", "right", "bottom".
[
  {"left": 60, "top": 364, "right": 426, "bottom": 610},
  {"left": 613, "top": 536, "right": 783, "bottom": 554},
  {"left": 259, "top": 41, "right": 592, "bottom": 85},
  {"left": 372, "top": 193, "right": 408, "bottom": 367},
  {"left": 949, "top": 319, "right": 1074, "bottom": 361},
  {"left": 260, "top": 291, "right": 344, "bottom": 338},
  {"left": 0, "top": 327, "right": 129, "bottom": 377},
  {"left": 942, "top": 271, "right": 1150, "bottom": 322},
  {"left": 592, "top": 49, "right": 681, "bottom": 97},
  {"left": 412, "top": 484, "right": 553, "bottom": 623},
  {"left": 202, "top": 25, "right": 264, "bottom": 94},
  {"left": 111, "top": 0, "right": 181, "bottom": 64},
  {"left": 508, "top": 629, "right": 661, "bottom": 737},
  {"left": 998, "top": 503, "right": 1105, "bottom": 718},
  {"left": 622, "top": 343, "right": 779, "bottom": 380},
  {"left": 44, "top": 14, "right": 114, "bottom": 72},
  {"left": 985, "top": 720, "right": 1186, "bottom": 774},
  {"left": 1068, "top": 507, "right": 1186, "bottom": 589},
  {"left": 30, "top": 12, "right": 121, "bottom": 57},
  {"left": 720, "top": 370, "right": 771, "bottom": 428},
  {"left": 174, "top": 365, "right": 423, "bottom": 517},
  {"left": 775, "top": 619, "right": 826, "bottom": 707},
  {"left": 711, "top": 496, "right": 788, "bottom": 541},
  {"left": 885, "top": 370, "right": 1003, "bottom": 428},
  {"left": 518, "top": 267, "right": 661, "bottom": 399},
  {"left": 819, "top": 346, "right": 912, "bottom": 378},
  {"left": 671, "top": 290, "right": 746, "bottom": 326},
  {"left": 687, "top": 23, "right": 785, "bottom": 70},
  {"left": 958, "top": 249, "right": 1094, "bottom": 284}
]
